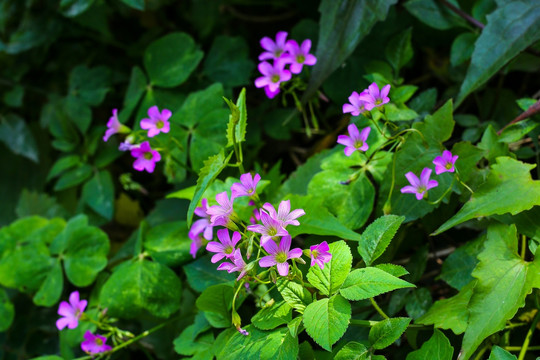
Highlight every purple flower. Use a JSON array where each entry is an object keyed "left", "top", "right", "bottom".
[
  {"left": 433, "top": 150, "right": 458, "bottom": 175},
  {"left": 255, "top": 60, "right": 292, "bottom": 95},
  {"left": 56, "top": 291, "right": 87, "bottom": 330},
  {"left": 140, "top": 105, "right": 171, "bottom": 138},
  {"left": 249, "top": 208, "right": 261, "bottom": 225},
  {"left": 342, "top": 91, "right": 368, "bottom": 116},
  {"left": 259, "top": 31, "right": 289, "bottom": 61},
  {"left": 189, "top": 232, "right": 204, "bottom": 259},
  {"left": 206, "top": 229, "right": 241, "bottom": 263},
  {"left": 264, "top": 86, "right": 281, "bottom": 99},
  {"left": 130, "top": 141, "right": 161, "bottom": 173},
  {"left": 259, "top": 236, "right": 303, "bottom": 276},
  {"left": 310, "top": 241, "right": 332, "bottom": 270},
  {"left": 359, "top": 83, "right": 391, "bottom": 111},
  {"left": 119, "top": 140, "right": 137, "bottom": 151},
  {"left": 262, "top": 200, "right": 305, "bottom": 227},
  {"left": 283, "top": 39, "right": 317, "bottom": 74},
  {"left": 103, "top": 109, "right": 129, "bottom": 142},
  {"left": 206, "top": 191, "right": 235, "bottom": 227},
  {"left": 189, "top": 198, "right": 214, "bottom": 241},
  {"left": 232, "top": 173, "right": 261, "bottom": 198},
  {"left": 337, "top": 124, "right": 371, "bottom": 156},
  {"left": 247, "top": 209, "right": 289, "bottom": 246},
  {"left": 81, "top": 331, "right": 112, "bottom": 354},
  {"left": 238, "top": 328, "right": 249, "bottom": 336},
  {"left": 400, "top": 168, "right": 439, "bottom": 200},
  {"left": 217, "top": 248, "right": 248, "bottom": 280}
]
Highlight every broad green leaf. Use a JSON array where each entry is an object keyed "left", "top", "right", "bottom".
[
  {"left": 53, "top": 164, "right": 93, "bottom": 191},
  {"left": 225, "top": 88, "right": 247, "bottom": 147},
  {"left": 434, "top": 157, "right": 540, "bottom": 234},
  {"left": 171, "top": 83, "right": 224, "bottom": 128},
  {"left": 276, "top": 279, "right": 312, "bottom": 313},
  {"left": 451, "top": 141, "right": 484, "bottom": 184},
  {"left": 187, "top": 150, "right": 233, "bottom": 227},
  {"left": 100, "top": 259, "right": 182, "bottom": 318},
  {"left": 303, "top": 294, "right": 351, "bottom": 351},
  {"left": 340, "top": 267, "right": 414, "bottom": 301},
  {"left": 252, "top": 301, "right": 292, "bottom": 330},
  {"left": 47, "top": 155, "right": 80, "bottom": 181},
  {"left": 359, "top": 215, "right": 404, "bottom": 265},
  {"left": 307, "top": 240, "right": 352, "bottom": 296},
  {"left": 81, "top": 170, "right": 114, "bottom": 220},
  {"left": 335, "top": 342, "right": 370, "bottom": 360},
  {"left": 287, "top": 316, "right": 303, "bottom": 337},
  {"left": 458, "top": 224, "right": 540, "bottom": 360},
  {"left": 60, "top": 0, "right": 95, "bottom": 16},
  {"left": 404, "top": 0, "right": 465, "bottom": 30},
  {"left": 119, "top": 0, "right": 144, "bottom": 10},
  {"left": 406, "top": 329, "right": 453, "bottom": 360},
  {"left": 456, "top": 2, "right": 540, "bottom": 105},
  {"left": 196, "top": 284, "right": 233, "bottom": 328},
  {"left": 0, "top": 114, "right": 39, "bottom": 162},
  {"left": 450, "top": 33, "right": 477, "bottom": 67},
  {"left": 33, "top": 260, "right": 63, "bottom": 307},
  {"left": 405, "top": 288, "right": 432, "bottom": 319},
  {"left": 416, "top": 280, "right": 475, "bottom": 335},
  {"left": 487, "top": 346, "right": 517, "bottom": 360},
  {"left": 385, "top": 27, "right": 413, "bottom": 75},
  {"left": 0, "top": 288, "right": 14, "bottom": 331},
  {"left": 174, "top": 325, "right": 214, "bottom": 356},
  {"left": 144, "top": 32, "right": 203, "bottom": 88},
  {"left": 15, "top": 190, "right": 66, "bottom": 219},
  {"left": 439, "top": 236, "right": 483, "bottom": 290},
  {"left": 183, "top": 254, "right": 236, "bottom": 293},
  {"left": 144, "top": 221, "right": 192, "bottom": 267},
  {"left": 203, "top": 36, "right": 254, "bottom": 87},
  {"left": 304, "top": 0, "right": 397, "bottom": 99},
  {"left": 68, "top": 65, "right": 110, "bottom": 106},
  {"left": 369, "top": 317, "right": 411, "bottom": 350},
  {"left": 122, "top": 66, "right": 147, "bottom": 118},
  {"left": 63, "top": 96, "right": 91, "bottom": 134},
  {"left": 375, "top": 263, "right": 409, "bottom": 278}
]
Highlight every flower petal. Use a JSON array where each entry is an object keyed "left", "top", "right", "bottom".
[
  {"left": 259, "top": 255, "right": 277, "bottom": 268},
  {"left": 276, "top": 262, "right": 289, "bottom": 276}
]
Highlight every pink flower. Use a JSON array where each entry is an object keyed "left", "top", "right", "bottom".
[
  {"left": 81, "top": 331, "right": 112, "bottom": 354},
  {"left": 206, "top": 229, "right": 242, "bottom": 263},
  {"left": 433, "top": 150, "right": 458, "bottom": 175},
  {"left": 217, "top": 248, "right": 248, "bottom": 280},
  {"left": 140, "top": 105, "right": 171, "bottom": 138},
  {"left": 310, "top": 241, "right": 332, "bottom": 269},
  {"left": 103, "top": 109, "right": 129, "bottom": 142},
  {"left": 400, "top": 168, "right": 439, "bottom": 200},
  {"left": 283, "top": 39, "right": 317, "bottom": 74},
  {"left": 130, "top": 141, "right": 161, "bottom": 173},
  {"left": 337, "top": 124, "right": 371, "bottom": 156},
  {"left": 342, "top": 91, "right": 368, "bottom": 116},
  {"left": 247, "top": 209, "right": 289, "bottom": 246},
  {"left": 264, "top": 86, "right": 281, "bottom": 99},
  {"left": 259, "top": 31, "right": 289, "bottom": 61},
  {"left": 56, "top": 291, "right": 87, "bottom": 330},
  {"left": 359, "top": 83, "right": 391, "bottom": 111},
  {"left": 259, "top": 236, "right": 303, "bottom": 276},
  {"left": 206, "top": 191, "right": 235, "bottom": 227},
  {"left": 262, "top": 200, "right": 305, "bottom": 227},
  {"left": 249, "top": 208, "right": 261, "bottom": 225},
  {"left": 231, "top": 173, "right": 261, "bottom": 198},
  {"left": 189, "top": 198, "right": 214, "bottom": 241},
  {"left": 255, "top": 60, "right": 292, "bottom": 95},
  {"left": 189, "top": 232, "right": 205, "bottom": 259},
  {"left": 118, "top": 140, "right": 137, "bottom": 151}
]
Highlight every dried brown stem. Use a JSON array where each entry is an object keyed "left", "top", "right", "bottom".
[{"left": 498, "top": 98, "right": 540, "bottom": 134}]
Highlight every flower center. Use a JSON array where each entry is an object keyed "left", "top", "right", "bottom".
[
  {"left": 417, "top": 186, "right": 426, "bottom": 194},
  {"left": 274, "top": 49, "right": 283, "bottom": 57},
  {"left": 156, "top": 120, "right": 164, "bottom": 129},
  {"left": 267, "top": 227, "right": 277, "bottom": 236},
  {"left": 296, "top": 55, "right": 305, "bottom": 64},
  {"left": 375, "top": 98, "right": 383, "bottom": 105},
  {"left": 248, "top": 188, "right": 254, "bottom": 194},
  {"left": 354, "top": 140, "right": 364, "bottom": 149},
  {"left": 95, "top": 338, "right": 103, "bottom": 346},
  {"left": 225, "top": 246, "right": 233, "bottom": 255},
  {"left": 271, "top": 74, "right": 280, "bottom": 83},
  {"left": 312, "top": 250, "right": 319, "bottom": 259},
  {"left": 445, "top": 162, "right": 453, "bottom": 169},
  {"left": 275, "top": 252, "right": 287, "bottom": 263},
  {"left": 144, "top": 152, "right": 153, "bottom": 160}
]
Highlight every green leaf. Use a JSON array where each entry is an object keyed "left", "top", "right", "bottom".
[
  {"left": 439, "top": 236, "right": 483, "bottom": 290},
  {"left": 123, "top": 66, "right": 147, "bottom": 118},
  {"left": 369, "top": 317, "right": 411, "bottom": 350},
  {"left": 340, "top": 267, "right": 414, "bottom": 301},
  {"left": 456, "top": 2, "right": 540, "bottom": 105},
  {"left": 434, "top": 157, "right": 540, "bottom": 234},
  {"left": 196, "top": 284, "right": 233, "bottom": 328},
  {"left": 375, "top": 263, "right": 409, "bottom": 278},
  {"left": 33, "top": 260, "right": 63, "bottom": 307},
  {"left": 458, "top": 223, "right": 540, "bottom": 360},
  {"left": 404, "top": 0, "right": 465, "bottom": 30},
  {"left": 252, "top": 301, "right": 292, "bottom": 330},
  {"left": 183, "top": 254, "right": 236, "bottom": 292},
  {"left": 53, "top": 164, "right": 93, "bottom": 191},
  {"left": 144, "top": 32, "right": 203, "bottom": 88},
  {"left": 60, "top": 0, "right": 96, "bottom": 17},
  {"left": 276, "top": 279, "right": 313, "bottom": 313},
  {"left": 100, "top": 259, "right": 182, "bottom": 318},
  {"left": 119, "top": 0, "right": 144, "bottom": 10},
  {"left": 81, "top": 170, "right": 114, "bottom": 220},
  {"left": 405, "top": 329, "right": 453, "bottom": 360},
  {"left": 187, "top": 150, "right": 233, "bottom": 227},
  {"left": 203, "top": 36, "right": 254, "bottom": 87},
  {"left": 307, "top": 240, "right": 352, "bottom": 296},
  {"left": 450, "top": 33, "right": 477, "bottom": 67},
  {"left": 385, "top": 27, "right": 413, "bottom": 75},
  {"left": 358, "top": 215, "right": 405, "bottom": 265},
  {"left": 303, "top": 294, "right": 351, "bottom": 351},
  {"left": 335, "top": 342, "right": 370, "bottom": 360},
  {"left": 15, "top": 190, "right": 66, "bottom": 219},
  {"left": 0, "top": 288, "right": 14, "bottom": 331},
  {"left": 487, "top": 346, "right": 517, "bottom": 360},
  {"left": 0, "top": 113, "right": 39, "bottom": 163},
  {"left": 174, "top": 326, "right": 214, "bottom": 356},
  {"left": 68, "top": 65, "right": 110, "bottom": 106},
  {"left": 225, "top": 88, "right": 247, "bottom": 147},
  {"left": 47, "top": 155, "right": 80, "bottom": 181},
  {"left": 144, "top": 221, "right": 192, "bottom": 267},
  {"left": 405, "top": 288, "right": 432, "bottom": 319},
  {"left": 304, "top": 0, "right": 397, "bottom": 99}
]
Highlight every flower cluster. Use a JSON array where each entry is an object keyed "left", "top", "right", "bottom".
[
  {"left": 255, "top": 31, "right": 317, "bottom": 99},
  {"left": 343, "top": 82, "right": 391, "bottom": 116},
  {"left": 400, "top": 150, "right": 458, "bottom": 200},
  {"left": 103, "top": 105, "right": 172, "bottom": 173}
]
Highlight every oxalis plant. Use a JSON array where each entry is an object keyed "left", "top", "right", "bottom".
[{"left": 1, "top": 0, "right": 540, "bottom": 360}]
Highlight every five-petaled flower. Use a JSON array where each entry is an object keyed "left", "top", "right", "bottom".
[
  {"left": 259, "top": 235, "right": 303, "bottom": 276},
  {"left": 259, "top": 31, "right": 289, "bottom": 61},
  {"left": 103, "top": 109, "right": 129, "bottom": 142},
  {"left": 130, "top": 141, "right": 161, "bottom": 173},
  {"left": 337, "top": 124, "right": 371, "bottom": 156},
  {"left": 206, "top": 191, "right": 236, "bottom": 227},
  {"left": 140, "top": 105, "right": 171, "bottom": 138},
  {"left": 262, "top": 200, "right": 305, "bottom": 228},
  {"left": 342, "top": 91, "right": 368, "bottom": 116},
  {"left": 206, "top": 229, "right": 242, "bottom": 263},
  {"left": 401, "top": 168, "right": 439, "bottom": 200},
  {"left": 231, "top": 173, "right": 261, "bottom": 198},
  {"left": 81, "top": 331, "right": 112, "bottom": 354},
  {"left": 283, "top": 39, "right": 317, "bottom": 74},
  {"left": 217, "top": 248, "right": 248, "bottom": 280},
  {"left": 254, "top": 60, "right": 291, "bottom": 99},
  {"left": 189, "top": 198, "right": 213, "bottom": 258},
  {"left": 247, "top": 209, "right": 289, "bottom": 246},
  {"left": 359, "top": 82, "right": 391, "bottom": 111},
  {"left": 433, "top": 150, "right": 458, "bottom": 175},
  {"left": 56, "top": 291, "right": 87, "bottom": 330},
  {"left": 310, "top": 241, "right": 332, "bottom": 270}
]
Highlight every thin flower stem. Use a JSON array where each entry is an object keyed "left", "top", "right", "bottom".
[
  {"left": 258, "top": 284, "right": 277, "bottom": 308},
  {"left": 308, "top": 100, "right": 319, "bottom": 131},
  {"left": 472, "top": 344, "right": 490, "bottom": 360},
  {"left": 456, "top": 172, "right": 474, "bottom": 194},
  {"left": 517, "top": 309, "right": 540, "bottom": 360},
  {"left": 370, "top": 298, "right": 389, "bottom": 319},
  {"left": 370, "top": 118, "right": 391, "bottom": 140},
  {"left": 232, "top": 280, "right": 246, "bottom": 312},
  {"left": 383, "top": 140, "right": 403, "bottom": 214},
  {"left": 427, "top": 176, "right": 456, "bottom": 205},
  {"left": 505, "top": 346, "right": 540, "bottom": 352},
  {"left": 505, "top": 322, "right": 528, "bottom": 330},
  {"left": 350, "top": 319, "right": 431, "bottom": 329},
  {"left": 520, "top": 235, "right": 527, "bottom": 260}
]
